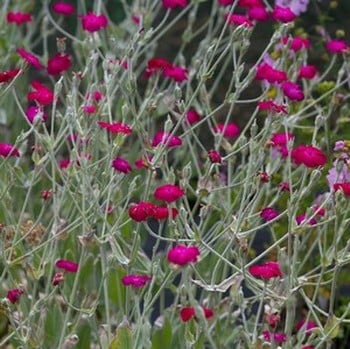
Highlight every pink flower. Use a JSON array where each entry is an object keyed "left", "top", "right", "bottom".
[
  {"left": 334, "top": 183, "right": 350, "bottom": 196},
  {"left": 80, "top": 12, "right": 108, "bottom": 32},
  {"left": 214, "top": 123, "right": 240, "bottom": 138},
  {"left": 180, "top": 307, "right": 214, "bottom": 322},
  {"left": 6, "top": 12, "right": 32, "bottom": 25},
  {"left": 0, "top": 143, "right": 20, "bottom": 157},
  {"left": 98, "top": 121, "right": 132, "bottom": 135},
  {"left": 296, "top": 213, "right": 317, "bottom": 225},
  {"left": 47, "top": 53, "right": 72, "bottom": 76},
  {"left": 262, "top": 330, "right": 287, "bottom": 344},
  {"left": 52, "top": 272, "right": 65, "bottom": 286},
  {"left": 186, "top": 108, "right": 202, "bottom": 125},
  {"left": 0, "top": 68, "right": 21, "bottom": 83},
  {"left": 112, "top": 157, "right": 132, "bottom": 174},
  {"left": 296, "top": 319, "right": 318, "bottom": 333},
  {"left": 260, "top": 207, "right": 279, "bottom": 221},
  {"left": 291, "top": 145, "right": 327, "bottom": 168},
  {"left": 281, "top": 36, "right": 310, "bottom": 52},
  {"left": 163, "top": 65, "right": 188, "bottom": 82},
  {"left": 6, "top": 288, "right": 24, "bottom": 304},
  {"left": 152, "top": 131, "right": 182, "bottom": 148},
  {"left": 59, "top": 158, "right": 71, "bottom": 169},
  {"left": 122, "top": 274, "right": 152, "bottom": 288},
  {"left": 278, "top": 181, "right": 290, "bottom": 192},
  {"left": 52, "top": 1, "right": 75, "bottom": 15},
  {"left": 55, "top": 259, "right": 79, "bottom": 273},
  {"left": 258, "top": 100, "right": 288, "bottom": 114},
  {"left": 281, "top": 81, "right": 304, "bottom": 101},
  {"left": 327, "top": 161, "right": 350, "bottom": 188},
  {"left": 154, "top": 184, "right": 185, "bottom": 203},
  {"left": 275, "top": 0, "right": 310, "bottom": 16},
  {"left": 269, "top": 132, "right": 294, "bottom": 157},
  {"left": 17, "top": 48, "right": 43, "bottom": 69},
  {"left": 27, "top": 81, "right": 54, "bottom": 105},
  {"left": 256, "top": 64, "right": 287, "bottom": 84},
  {"left": 248, "top": 6, "right": 269, "bottom": 21},
  {"left": 299, "top": 65, "right": 318, "bottom": 79},
  {"left": 83, "top": 105, "right": 97, "bottom": 114},
  {"left": 162, "top": 0, "right": 187, "bottom": 9},
  {"left": 208, "top": 149, "right": 222, "bottom": 164},
  {"left": 238, "top": 0, "right": 263, "bottom": 7},
  {"left": 326, "top": 39, "right": 348, "bottom": 54},
  {"left": 225, "top": 14, "right": 254, "bottom": 27},
  {"left": 167, "top": 245, "right": 200, "bottom": 266},
  {"left": 151, "top": 206, "right": 179, "bottom": 220},
  {"left": 272, "top": 6, "right": 297, "bottom": 23},
  {"left": 249, "top": 261, "right": 283, "bottom": 279},
  {"left": 25, "top": 105, "right": 47, "bottom": 124}
]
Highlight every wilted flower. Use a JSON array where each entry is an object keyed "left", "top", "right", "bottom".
[
  {"left": 0, "top": 68, "right": 21, "bottom": 83},
  {"left": 122, "top": 274, "right": 152, "bottom": 288},
  {"left": 258, "top": 100, "right": 287, "bottom": 114},
  {"left": 154, "top": 184, "right": 185, "bottom": 203},
  {"left": 167, "top": 245, "right": 200, "bottom": 266},
  {"left": 52, "top": 272, "right": 65, "bottom": 286},
  {"left": 262, "top": 330, "right": 287, "bottom": 344},
  {"left": 55, "top": 259, "right": 79, "bottom": 273}
]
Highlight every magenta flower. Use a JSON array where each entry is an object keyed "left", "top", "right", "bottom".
[
  {"left": 6, "top": 12, "right": 32, "bottom": 25},
  {"left": 52, "top": 272, "right": 65, "bottom": 286},
  {"left": 0, "top": 143, "right": 20, "bottom": 157},
  {"left": 167, "top": 245, "right": 200, "bottom": 266},
  {"left": 249, "top": 261, "right": 283, "bottom": 279},
  {"left": 326, "top": 39, "right": 348, "bottom": 54},
  {"left": 275, "top": 0, "right": 309, "bottom": 16},
  {"left": 327, "top": 162, "right": 350, "bottom": 188},
  {"left": 299, "top": 65, "right": 318, "bottom": 79},
  {"left": 0, "top": 68, "right": 21, "bottom": 83},
  {"left": 6, "top": 288, "right": 24, "bottom": 304},
  {"left": 55, "top": 259, "right": 79, "bottom": 273},
  {"left": 248, "top": 6, "right": 269, "bottom": 22},
  {"left": 291, "top": 145, "right": 327, "bottom": 168},
  {"left": 262, "top": 330, "right": 287, "bottom": 344},
  {"left": 272, "top": 6, "right": 297, "bottom": 22},
  {"left": 80, "top": 12, "right": 108, "bottom": 32},
  {"left": 270, "top": 132, "right": 294, "bottom": 157},
  {"left": 256, "top": 63, "right": 287, "bottom": 84},
  {"left": 281, "top": 81, "right": 304, "bottom": 101},
  {"left": 260, "top": 207, "right": 279, "bottom": 222},
  {"left": 145, "top": 58, "right": 172, "bottom": 78},
  {"left": 112, "top": 157, "right": 132, "bottom": 174},
  {"left": 47, "top": 53, "right": 72, "bottom": 76},
  {"left": 163, "top": 65, "right": 188, "bottom": 82},
  {"left": 27, "top": 81, "right": 54, "bottom": 105},
  {"left": 154, "top": 184, "right": 185, "bottom": 203},
  {"left": 162, "top": 0, "right": 187, "bottom": 9},
  {"left": 186, "top": 108, "right": 202, "bottom": 125},
  {"left": 17, "top": 48, "right": 43, "bottom": 69},
  {"left": 225, "top": 13, "right": 254, "bottom": 27},
  {"left": 208, "top": 149, "right": 222, "bottom": 164},
  {"left": 151, "top": 131, "right": 182, "bottom": 148},
  {"left": 25, "top": 105, "right": 47, "bottom": 124},
  {"left": 122, "top": 274, "right": 152, "bottom": 288},
  {"left": 239, "top": 0, "right": 263, "bottom": 6},
  {"left": 52, "top": 1, "right": 75, "bottom": 15},
  {"left": 98, "top": 121, "right": 132, "bottom": 135},
  {"left": 129, "top": 202, "right": 156, "bottom": 222},
  {"left": 258, "top": 100, "right": 287, "bottom": 114},
  {"left": 214, "top": 123, "right": 240, "bottom": 138},
  {"left": 296, "top": 319, "right": 318, "bottom": 334},
  {"left": 281, "top": 36, "right": 310, "bottom": 52},
  {"left": 333, "top": 183, "right": 350, "bottom": 196},
  {"left": 296, "top": 213, "right": 317, "bottom": 226},
  {"left": 180, "top": 306, "right": 214, "bottom": 322}
]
